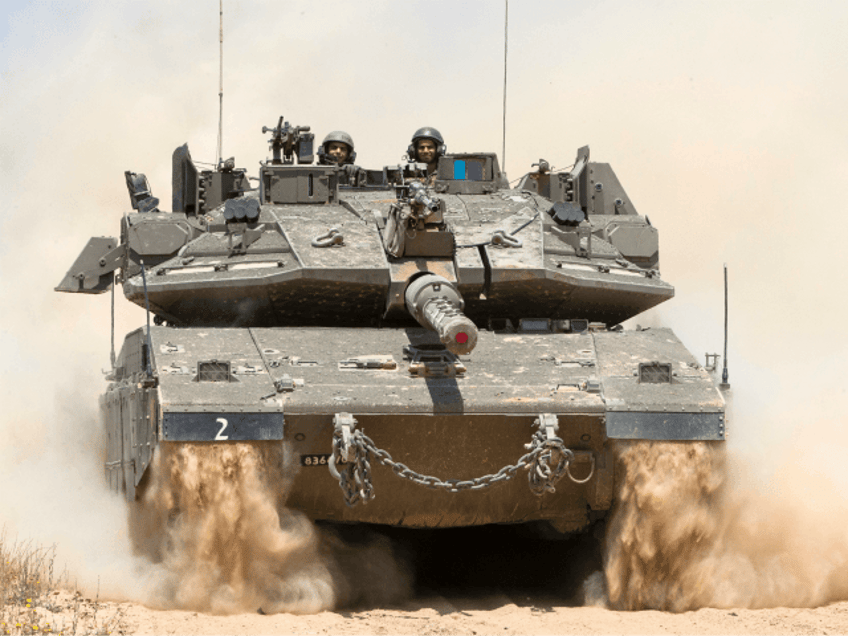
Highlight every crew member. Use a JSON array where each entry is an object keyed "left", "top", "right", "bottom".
[
  {"left": 408, "top": 127, "right": 446, "bottom": 176},
  {"left": 318, "top": 131, "right": 356, "bottom": 165}
]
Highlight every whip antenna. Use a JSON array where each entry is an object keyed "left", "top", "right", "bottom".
[
  {"left": 110, "top": 273, "right": 116, "bottom": 369},
  {"left": 501, "top": 0, "right": 509, "bottom": 172},
  {"left": 216, "top": 0, "right": 224, "bottom": 167},
  {"left": 721, "top": 263, "right": 730, "bottom": 390}
]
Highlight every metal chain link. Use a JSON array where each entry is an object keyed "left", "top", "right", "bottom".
[
  {"left": 526, "top": 429, "right": 573, "bottom": 495},
  {"left": 332, "top": 429, "right": 373, "bottom": 506},
  {"left": 331, "top": 423, "right": 581, "bottom": 507}
]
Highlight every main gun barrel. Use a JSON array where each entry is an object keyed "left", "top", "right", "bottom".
[{"left": 404, "top": 274, "right": 478, "bottom": 355}]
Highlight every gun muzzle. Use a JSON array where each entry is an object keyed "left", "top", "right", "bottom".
[
  {"left": 407, "top": 181, "right": 440, "bottom": 213},
  {"left": 405, "top": 274, "right": 478, "bottom": 355}
]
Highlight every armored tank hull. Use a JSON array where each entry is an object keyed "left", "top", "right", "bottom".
[
  {"left": 104, "top": 323, "right": 723, "bottom": 532},
  {"left": 59, "top": 121, "right": 726, "bottom": 535}
]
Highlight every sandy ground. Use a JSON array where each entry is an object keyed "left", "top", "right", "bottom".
[{"left": 17, "top": 592, "right": 848, "bottom": 635}]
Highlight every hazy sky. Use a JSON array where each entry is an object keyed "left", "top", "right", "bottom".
[
  {"left": 0, "top": 0, "right": 847, "bottom": 585},
  {"left": 1, "top": 0, "right": 846, "bottom": 434}
]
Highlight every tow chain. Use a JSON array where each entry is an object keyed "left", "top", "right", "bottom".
[{"left": 328, "top": 413, "right": 595, "bottom": 507}]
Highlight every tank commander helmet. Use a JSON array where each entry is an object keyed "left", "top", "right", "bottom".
[
  {"left": 317, "top": 130, "right": 356, "bottom": 165},
  {"left": 408, "top": 127, "right": 446, "bottom": 163}
]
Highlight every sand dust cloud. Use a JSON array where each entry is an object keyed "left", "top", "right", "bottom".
[
  {"left": 134, "top": 442, "right": 335, "bottom": 614},
  {"left": 130, "top": 442, "right": 410, "bottom": 615},
  {"left": 603, "top": 432, "right": 848, "bottom": 611}
]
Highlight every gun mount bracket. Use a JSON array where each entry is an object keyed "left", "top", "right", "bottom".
[{"left": 403, "top": 344, "right": 466, "bottom": 378}]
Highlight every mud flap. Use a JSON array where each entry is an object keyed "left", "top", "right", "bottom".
[
  {"left": 161, "top": 412, "right": 284, "bottom": 442},
  {"left": 605, "top": 411, "right": 725, "bottom": 441}
]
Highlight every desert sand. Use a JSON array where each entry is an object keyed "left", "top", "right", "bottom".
[{"left": 12, "top": 590, "right": 848, "bottom": 635}]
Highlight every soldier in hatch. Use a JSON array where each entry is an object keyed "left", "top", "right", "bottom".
[
  {"left": 408, "top": 127, "right": 446, "bottom": 177},
  {"left": 317, "top": 131, "right": 356, "bottom": 166}
]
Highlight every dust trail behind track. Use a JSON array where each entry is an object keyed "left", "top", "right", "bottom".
[
  {"left": 604, "top": 439, "right": 848, "bottom": 611},
  {"left": 132, "top": 442, "right": 411, "bottom": 615},
  {"left": 134, "top": 437, "right": 848, "bottom": 615}
]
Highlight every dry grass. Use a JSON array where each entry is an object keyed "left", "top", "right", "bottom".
[{"left": 0, "top": 530, "right": 127, "bottom": 636}]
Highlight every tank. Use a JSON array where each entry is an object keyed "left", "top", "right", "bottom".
[{"left": 56, "top": 116, "right": 727, "bottom": 534}]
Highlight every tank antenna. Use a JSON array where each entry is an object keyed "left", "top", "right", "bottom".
[
  {"left": 720, "top": 263, "right": 730, "bottom": 390},
  {"left": 110, "top": 273, "right": 116, "bottom": 369},
  {"left": 501, "top": 0, "right": 509, "bottom": 173},
  {"left": 139, "top": 259, "right": 154, "bottom": 378},
  {"left": 215, "top": 0, "right": 224, "bottom": 167}
]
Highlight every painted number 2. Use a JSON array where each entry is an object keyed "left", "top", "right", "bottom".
[{"left": 215, "top": 417, "right": 229, "bottom": 440}]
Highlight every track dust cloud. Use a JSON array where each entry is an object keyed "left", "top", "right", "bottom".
[
  {"left": 602, "top": 436, "right": 848, "bottom": 611},
  {"left": 133, "top": 442, "right": 410, "bottom": 614}
]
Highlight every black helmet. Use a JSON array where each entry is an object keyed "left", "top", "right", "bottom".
[
  {"left": 408, "top": 127, "right": 446, "bottom": 159},
  {"left": 318, "top": 130, "right": 356, "bottom": 164}
]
